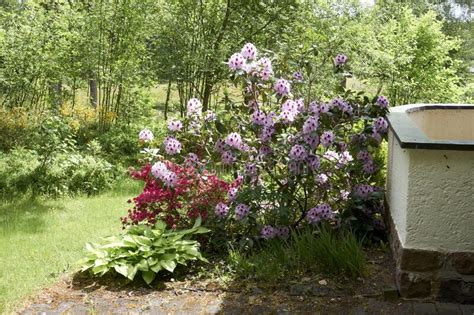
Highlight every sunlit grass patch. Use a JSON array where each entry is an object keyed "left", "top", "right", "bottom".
[{"left": 0, "top": 179, "right": 141, "bottom": 313}]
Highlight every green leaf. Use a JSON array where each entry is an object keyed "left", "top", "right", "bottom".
[
  {"left": 142, "top": 271, "right": 156, "bottom": 285},
  {"left": 114, "top": 265, "right": 129, "bottom": 278},
  {"left": 192, "top": 216, "right": 202, "bottom": 229},
  {"left": 92, "top": 264, "right": 108, "bottom": 275},
  {"left": 137, "top": 259, "right": 149, "bottom": 271},
  {"left": 160, "top": 260, "right": 177, "bottom": 272}
]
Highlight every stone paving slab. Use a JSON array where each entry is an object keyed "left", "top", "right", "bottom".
[{"left": 20, "top": 289, "right": 474, "bottom": 315}]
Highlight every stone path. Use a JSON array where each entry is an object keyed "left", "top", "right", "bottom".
[
  {"left": 17, "top": 249, "right": 474, "bottom": 314},
  {"left": 20, "top": 286, "right": 474, "bottom": 314}
]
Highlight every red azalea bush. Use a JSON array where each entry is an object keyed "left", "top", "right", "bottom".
[{"left": 121, "top": 160, "right": 231, "bottom": 229}]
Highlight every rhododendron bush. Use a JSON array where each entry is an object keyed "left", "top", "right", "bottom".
[{"left": 127, "top": 43, "right": 389, "bottom": 246}]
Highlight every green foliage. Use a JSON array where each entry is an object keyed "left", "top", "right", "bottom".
[
  {"left": 228, "top": 226, "right": 366, "bottom": 282},
  {"left": 34, "top": 152, "right": 115, "bottom": 196},
  {"left": 0, "top": 148, "right": 40, "bottom": 196},
  {"left": 364, "top": 6, "right": 465, "bottom": 105},
  {"left": 0, "top": 148, "right": 115, "bottom": 198},
  {"left": 80, "top": 218, "right": 209, "bottom": 284},
  {"left": 151, "top": 0, "right": 300, "bottom": 111}
]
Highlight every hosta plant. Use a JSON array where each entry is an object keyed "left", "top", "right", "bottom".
[{"left": 79, "top": 218, "right": 209, "bottom": 284}]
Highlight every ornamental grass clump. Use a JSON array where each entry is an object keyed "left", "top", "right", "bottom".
[{"left": 228, "top": 226, "right": 366, "bottom": 282}]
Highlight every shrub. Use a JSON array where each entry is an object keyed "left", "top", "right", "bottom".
[
  {"left": 34, "top": 152, "right": 115, "bottom": 196},
  {"left": 0, "top": 148, "right": 40, "bottom": 196},
  {"left": 137, "top": 43, "right": 388, "bottom": 245},
  {"left": 0, "top": 149, "right": 115, "bottom": 197},
  {"left": 80, "top": 218, "right": 209, "bottom": 284},
  {"left": 122, "top": 161, "right": 231, "bottom": 230}
]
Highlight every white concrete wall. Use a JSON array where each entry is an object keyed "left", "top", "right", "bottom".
[
  {"left": 405, "top": 149, "right": 474, "bottom": 251},
  {"left": 386, "top": 130, "right": 410, "bottom": 246},
  {"left": 387, "top": 130, "right": 474, "bottom": 252}
]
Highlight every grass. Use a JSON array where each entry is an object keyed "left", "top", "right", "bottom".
[
  {"left": 228, "top": 226, "right": 366, "bottom": 283},
  {"left": 0, "top": 179, "right": 142, "bottom": 313}
]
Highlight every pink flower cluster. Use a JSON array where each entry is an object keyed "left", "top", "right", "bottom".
[
  {"left": 139, "top": 128, "right": 154, "bottom": 142},
  {"left": 334, "top": 54, "right": 348, "bottom": 66},
  {"left": 167, "top": 120, "right": 183, "bottom": 132},
  {"left": 235, "top": 203, "right": 250, "bottom": 220},
  {"left": 353, "top": 184, "right": 375, "bottom": 200},
  {"left": 123, "top": 162, "right": 230, "bottom": 229},
  {"left": 306, "top": 203, "right": 334, "bottom": 224},
  {"left": 376, "top": 96, "right": 389, "bottom": 108},
  {"left": 164, "top": 137, "right": 182, "bottom": 155},
  {"left": 215, "top": 202, "right": 229, "bottom": 218},
  {"left": 187, "top": 98, "right": 202, "bottom": 117},
  {"left": 274, "top": 78, "right": 291, "bottom": 96},
  {"left": 289, "top": 144, "right": 308, "bottom": 161},
  {"left": 320, "top": 131, "right": 335, "bottom": 148},
  {"left": 260, "top": 225, "right": 290, "bottom": 240},
  {"left": 241, "top": 43, "right": 258, "bottom": 60},
  {"left": 225, "top": 132, "right": 243, "bottom": 149}
]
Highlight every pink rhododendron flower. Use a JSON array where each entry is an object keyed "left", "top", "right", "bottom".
[
  {"left": 353, "top": 184, "right": 374, "bottom": 200},
  {"left": 373, "top": 117, "right": 388, "bottom": 133},
  {"left": 215, "top": 202, "right": 229, "bottom": 218},
  {"left": 261, "top": 225, "right": 275, "bottom": 239},
  {"left": 307, "top": 155, "right": 321, "bottom": 170},
  {"left": 306, "top": 203, "right": 334, "bottom": 224},
  {"left": 289, "top": 144, "right": 308, "bottom": 161},
  {"left": 376, "top": 96, "right": 389, "bottom": 108},
  {"left": 139, "top": 129, "right": 154, "bottom": 142},
  {"left": 293, "top": 71, "right": 303, "bottom": 81},
  {"left": 303, "top": 116, "right": 319, "bottom": 134},
  {"left": 225, "top": 132, "right": 243, "bottom": 149},
  {"left": 187, "top": 98, "right": 202, "bottom": 117},
  {"left": 320, "top": 131, "right": 335, "bottom": 148},
  {"left": 251, "top": 110, "right": 266, "bottom": 125},
  {"left": 357, "top": 150, "right": 372, "bottom": 162},
  {"left": 164, "top": 137, "right": 182, "bottom": 155},
  {"left": 241, "top": 43, "right": 258, "bottom": 60},
  {"left": 235, "top": 203, "right": 250, "bottom": 220},
  {"left": 205, "top": 111, "right": 217, "bottom": 122},
  {"left": 274, "top": 78, "right": 291, "bottom": 96},
  {"left": 167, "top": 120, "right": 183, "bottom": 132},
  {"left": 228, "top": 187, "right": 238, "bottom": 201},
  {"left": 151, "top": 161, "right": 167, "bottom": 179},
  {"left": 334, "top": 54, "right": 348, "bottom": 66},
  {"left": 228, "top": 52, "right": 246, "bottom": 70},
  {"left": 221, "top": 151, "right": 235, "bottom": 165}
]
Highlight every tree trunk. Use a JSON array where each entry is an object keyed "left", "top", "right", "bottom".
[
  {"left": 202, "top": 80, "right": 212, "bottom": 112},
  {"left": 89, "top": 79, "right": 98, "bottom": 108},
  {"left": 51, "top": 81, "right": 62, "bottom": 109},
  {"left": 164, "top": 79, "right": 172, "bottom": 120}
]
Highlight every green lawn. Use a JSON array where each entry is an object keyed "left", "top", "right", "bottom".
[{"left": 0, "top": 180, "right": 142, "bottom": 313}]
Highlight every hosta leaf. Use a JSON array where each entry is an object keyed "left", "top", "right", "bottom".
[
  {"left": 134, "top": 235, "right": 152, "bottom": 246},
  {"left": 114, "top": 265, "right": 129, "bottom": 278},
  {"left": 184, "top": 248, "right": 200, "bottom": 257},
  {"left": 160, "top": 260, "right": 177, "bottom": 272},
  {"left": 137, "top": 259, "right": 149, "bottom": 271},
  {"left": 94, "top": 258, "right": 108, "bottom": 266},
  {"left": 142, "top": 271, "right": 156, "bottom": 285},
  {"left": 92, "top": 264, "right": 108, "bottom": 275},
  {"left": 194, "top": 227, "right": 210, "bottom": 234},
  {"left": 85, "top": 243, "right": 107, "bottom": 258},
  {"left": 154, "top": 221, "right": 166, "bottom": 231},
  {"left": 150, "top": 263, "right": 162, "bottom": 273}
]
